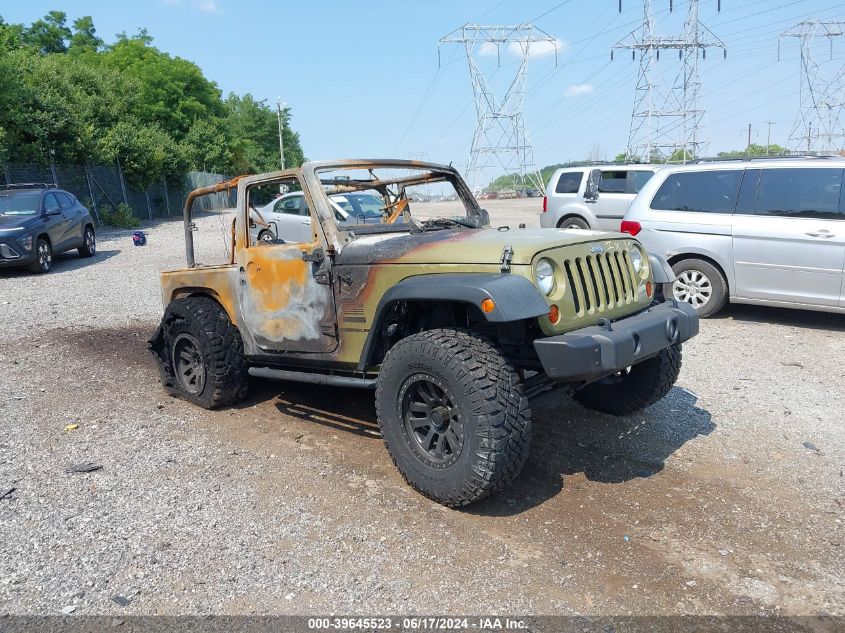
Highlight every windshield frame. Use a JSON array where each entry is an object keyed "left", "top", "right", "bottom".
[{"left": 302, "top": 160, "right": 485, "bottom": 245}]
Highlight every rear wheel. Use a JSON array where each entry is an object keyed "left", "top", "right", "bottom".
[
  {"left": 78, "top": 226, "right": 96, "bottom": 257},
  {"left": 573, "top": 345, "right": 682, "bottom": 416},
  {"left": 151, "top": 296, "right": 249, "bottom": 409},
  {"left": 558, "top": 216, "right": 590, "bottom": 230},
  {"left": 667, "top": 258, "right": 727, "bottom": 318},
  {"left": 376, "top": 329, "right": 531, "bottom": 507},
  {"left": 28, "top": 238, "right": 52, "bottom": 274}
]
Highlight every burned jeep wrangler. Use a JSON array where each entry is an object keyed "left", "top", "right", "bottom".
[{"left": 150, "top": 160, "right": 697, "bottom": 507}]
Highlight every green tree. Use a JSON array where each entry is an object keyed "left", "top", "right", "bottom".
[
  {"left": 94, "top": 33, "right": 224, "bottom": 140},
  {"left": 0, "top": 17, "right": 26, "bottom": 51},
  {"left": 23, "top": 10, "right": 71, "bottom": 54},
  {"left": 69, "top": 16, "right": 102, "bottom": 52},
  {"left": 98, "top": 120, "right": 182, "bottom": 188},
  {"left": 180, "top": 117, "right": 231, "bottom": 174},
  {"left": 224, "top": 93, "right": 304, "bottom": 173},
  {"left": 0, "top": 11, "right": 307, "bottom": 183},
  {"left": 717, "top": 143, "right": 787, "bottom": 158}
]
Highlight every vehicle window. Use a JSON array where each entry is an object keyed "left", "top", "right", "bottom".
[
  {"left": 44, "top": 193, "right": 62, "bottom": 212},
  {"left": 599, "top": 170, "right": 626, "bottom": 193},
  {"left": 276, "top": 196, "right": 302, "bottom": 215},
  {"left": 651, "top": 170, "right": 743, "bottom": 214},
  {"left": 57, "top": 192, "right": 75, "bottom": 210},
  {"left": 0, "top": 191, "right": 41, "bottom": 216},
  {"left": 756, "top": 168, "right": 844, "bottom": 219},
  {"left": 247, "top": 178, "right": 309, "bottom": 247},
  {"left": 735, "top": 169, "right": 760, "bottom": 215},
  {"left": 555, "top": 172, "right": 583, "bottom": 194},
  {"left": 630, "top": 170, "right": 654, "bottom": 193},
  {"left": 331, "top": 193, "right": 384, "bottom": 220}
]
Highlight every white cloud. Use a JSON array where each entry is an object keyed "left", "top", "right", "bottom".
[
  {"left": 163, "top": 0, "right": 222, "bottom": 11},
  {"left": 565, "top": 83, "right": 595, "bottom": 97},
  {"left": 478, "top": 42, "right": 499, "bottom": 57},
  {"left": 507, "top": 38, "right": 567, "bottom": 60},
  {"left": 195, "top": 0, "right": 221, "bottom": 12}
]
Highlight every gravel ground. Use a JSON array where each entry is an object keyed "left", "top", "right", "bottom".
[{"left": 0, "top": 201, "right": 843, "bottom": 616}]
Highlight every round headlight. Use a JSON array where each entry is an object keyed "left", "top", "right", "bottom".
[
  {"left": 630, "top": 247, "right": 643, "bottom": 273},
  {"left": 535, "top": 258, "right": 555, "bottom": 295}
]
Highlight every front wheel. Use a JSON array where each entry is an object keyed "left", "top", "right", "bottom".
[
  {"left": 28, "top": 238, "right": 52, "bottom": 274},
  {"left": 376, "top": 329, "right": 531, "bottom": 507},
  {"left": 150, "top": 296, "right": 249, "bottom": 409},
  {"left": 573, "top": 344, "right": 682, "bottom": 416},
  {"left": 78, "top": 226, "right": 96, "bottom": 257}
]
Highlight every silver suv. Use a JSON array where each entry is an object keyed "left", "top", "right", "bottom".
[
  {"left": 622, "top": 158, "right": 845, "bottom": 317},
  {"left": 540, "top": 164, "right": 659, "bottom": 231}
]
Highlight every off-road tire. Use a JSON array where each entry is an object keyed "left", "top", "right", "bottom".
[
  {"left": 558, "top": 215, "right": 590, "bottom": 230},
  {"left": 375, "top": 329, "right": 531, "bottom": 507},
  {"left": 573, "top": 344, "right": 682, "bottom": 416},
  {"left": 28, "top": 238, "right": 52, "bottom": 274},
  {"left": 78, "top": 226, "right": 96, "bottom": 257},
  {"left": 666, "top": 258, "right": 728, "bottom": 318},
  {"left": 151, "top": 296, "right": 249, "bottom": 409}
]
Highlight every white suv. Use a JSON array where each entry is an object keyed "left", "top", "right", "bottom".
[
  {"left": 540, "top": 164, "right": 659, "bottom": 231},
  {"left": 622, "top": 158, "right": 845, "bottom": 317}
]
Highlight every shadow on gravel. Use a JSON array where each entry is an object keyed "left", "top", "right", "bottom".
[
  {"left": 712, "top": 303, "right": 845, "bottom": 332},
  {"left": 237, "top": 378, "right": 382, "bottom": 439},
  {"left": 246, "top": 377, "right": 714, "bottom": 516},
  {"left": 0, "top": 249, "right": 119, "bottom": 277},
  {"left": 470, "top": 386, "right": 715, "bottom": 517}
]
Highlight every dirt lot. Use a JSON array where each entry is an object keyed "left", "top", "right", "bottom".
[{"left": 0, "top": 202, "right": 843, "bottom": 617}]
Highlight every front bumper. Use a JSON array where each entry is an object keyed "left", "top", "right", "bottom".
[
  {"left": 533, "top": 300, "right": 699, "bottom": 382},
  {"left": 0, "top": 239, "right": 35, "bottom": 268}
]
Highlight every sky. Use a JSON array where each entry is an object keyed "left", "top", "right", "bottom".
[{"left": 3, "top": 0, "right": 845, "bottom": 184}]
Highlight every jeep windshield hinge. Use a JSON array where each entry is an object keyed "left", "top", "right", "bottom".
[
  {"left": 302, "top": 248, "right": 325, "bottom": 264},
  {"left": 500, "top": 244, "right": 513, "bottom": 272}
]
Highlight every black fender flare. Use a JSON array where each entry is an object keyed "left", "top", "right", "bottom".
[
  {"left": 648, "top": 253, "right": 676, "bottom": 284},
  {"left": 357, "top": 273, "right": 549, "bottom": 371}
]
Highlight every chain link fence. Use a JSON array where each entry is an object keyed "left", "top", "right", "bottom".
[{"left": 2, "top": 163, "right": 234, "bottom": 225}]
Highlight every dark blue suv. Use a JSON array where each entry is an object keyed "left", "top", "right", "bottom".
[{"left": 0, "top": 184, "right": 96, "bottom": 274}]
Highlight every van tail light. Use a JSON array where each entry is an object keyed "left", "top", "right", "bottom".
[
  {"left": 620, "top": 220, "right": 641, "bottom": 236},
  {"left": 542, "top": 196, "right": 547, "bottom": 213}
]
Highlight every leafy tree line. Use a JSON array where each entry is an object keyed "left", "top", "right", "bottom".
[
  {"left": 486, "top": 143, "right": 791, "bottom": 191},
  {"left": 0, "top": 11, "right": 305, "bottom": 189}
]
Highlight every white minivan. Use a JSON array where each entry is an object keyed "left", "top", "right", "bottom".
[
  {"left": 540, "top": 164, "right": 659, "bottom": 231},
  {"left": 622, "top": 158, "right": 845, "bottom": 317}
]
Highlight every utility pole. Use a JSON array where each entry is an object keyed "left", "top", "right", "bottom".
[
  {"left": 439, "top": 23, "right": 559, "bottom": 193},
  {"left": 747, "top": 123, "right": 752, "bottom": 149},
  {"left": 276, "top": 98, "right": 286, "bottom": 170},
  {"left": 780, "top": 20, "right": 845, "bottom": 154},
  {"left": 613, "top": 1, "right": 726, "bottom": 163},
  {"left": 765, "top": 121, "right": 775, "bottom": 154}
]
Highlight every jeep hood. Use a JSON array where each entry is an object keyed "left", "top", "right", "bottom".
[{"left": 336, "top": 227, "right": 627, "bottom": 266}]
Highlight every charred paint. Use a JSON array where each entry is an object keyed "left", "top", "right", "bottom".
[{"left": 161, "top": 159, "right": 655, "bottom": 372}]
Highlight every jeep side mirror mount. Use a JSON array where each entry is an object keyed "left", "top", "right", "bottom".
[
  {"left": 476, "top": 207, "right": 490, "bottom": 227},
  {"left": 584, "top": 169, "right": 601, "bottom": 203}
]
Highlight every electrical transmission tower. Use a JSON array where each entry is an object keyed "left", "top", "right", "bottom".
[
  {"left": 613, "top": 1, "right": 725, "bottom": 162},
  {"left": 780, "top": 20, "right": 845, "bottom": 154},
  {"left": 439, "top": 24, "right": 558, "bottom": 192}
]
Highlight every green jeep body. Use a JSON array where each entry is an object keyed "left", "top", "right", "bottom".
[{"left": 151, "top": 159, "right": 698, "bottom": 507}]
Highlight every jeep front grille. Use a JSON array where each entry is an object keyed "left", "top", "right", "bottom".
[{"left": 562, "top": 249, "right": 638, "bottom": 315}]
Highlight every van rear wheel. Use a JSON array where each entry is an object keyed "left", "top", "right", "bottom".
[
  {"left": 667, "top": 258, "right": 727, "bottom": 318},
  {"left": 558, "top": 216, "right": 589, "bottom": 230}
]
